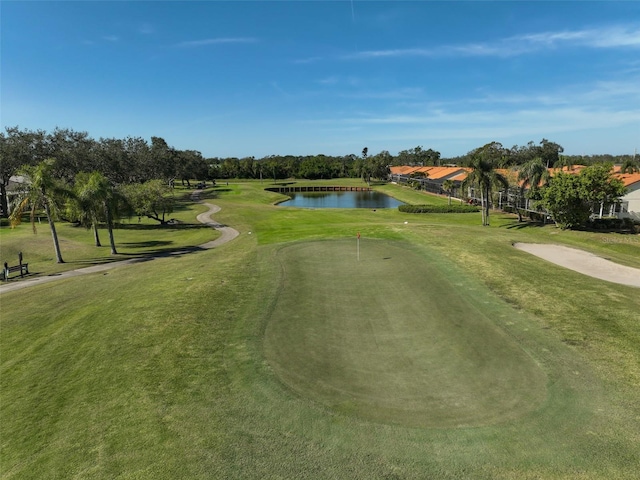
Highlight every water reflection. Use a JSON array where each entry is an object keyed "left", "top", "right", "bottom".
[{"left": 278, "top": 191, "right": 404, "bottom": 209}]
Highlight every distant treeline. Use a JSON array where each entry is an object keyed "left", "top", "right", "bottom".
[
  {"left": 207, "top": 140, "right": 636, "bottom": 178},
  {"left": 2, "top": 126, "right": 636, "bottom": 215}
]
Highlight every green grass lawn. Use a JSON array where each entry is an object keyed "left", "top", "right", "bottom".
[
  {"left": 264, "top": 239, "right": 547, "bottom": 428},
  {"left": 1, "top": 181, "right": 639, "bottom": 479},
  {"left": 0, "top": 188, "right": 219, "bottom": 276}
]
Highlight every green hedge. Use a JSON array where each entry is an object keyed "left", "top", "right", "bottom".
[
  {"left": 585, "top": 217, "right": 639, "bottom": 232},
  {"left": 398, "top": 204, "right": 480, "bottom": 214}
]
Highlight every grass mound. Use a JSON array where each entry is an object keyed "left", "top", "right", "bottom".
[{"left": 264, "top": 239, "right": 546, "bottom": 427}]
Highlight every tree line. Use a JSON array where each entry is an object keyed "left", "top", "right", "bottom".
[{"left": 3, "top": 126, "right": 636, "bottom": 210}]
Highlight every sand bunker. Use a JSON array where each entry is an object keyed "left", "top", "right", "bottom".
[{"left": 514, "top": 243, "right": 640, "bottom": 288}]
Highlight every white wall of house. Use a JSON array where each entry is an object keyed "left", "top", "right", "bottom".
[{"left": 619, "top": 182, "right": 640, "bottom": 220}]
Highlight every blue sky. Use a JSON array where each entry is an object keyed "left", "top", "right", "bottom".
[{"left": 2, "top": 1, "right": 639, "bottom": 158}]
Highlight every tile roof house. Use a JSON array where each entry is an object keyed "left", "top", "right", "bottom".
[
  {"left": 616, "top": 172, "right": 640, "bottom": 220},
  {"left": 389, "top": 166, "right": 470, "bottom": 195},
  {"left": 390, "top": 165, "right": 640, "bottom": 220}
]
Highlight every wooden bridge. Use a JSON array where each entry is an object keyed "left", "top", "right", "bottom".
[{"left": 266, "top": 186, "right": 372, "bottom": 193}]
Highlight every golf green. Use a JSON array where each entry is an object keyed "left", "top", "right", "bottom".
[{"left": 264, "top": 239, "right": 547, "bottom": 428}]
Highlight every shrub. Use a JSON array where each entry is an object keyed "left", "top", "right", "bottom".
[
  {"left": 398, "top": 204, "right": 480, "bottom": 214},
  {"left": 586, "top": 217, "right": 639, "bottom": 232}
]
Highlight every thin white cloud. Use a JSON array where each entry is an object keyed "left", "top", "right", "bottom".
[
  {"left": 175, "top": 37, "right": 258, "bottom": 48},
  {"left": 411, "top": 77, "right": 640, "bottom": 110},
  {"left": 317, "top": 76, "right": 340, "bottom": 85},
  {"left": 139, "top": 23, "right": 155, "bottom": 35},
  {"left": 347, "top": 24, "right": 640, "bottom": 60},
  {"left": 293, "top": 56, "right": 324, "bottom": 64},
  {"left": 303, "top": 106, "right": 640, "bottom": 155},
  {"left": 522, "top": 25, "right": 640, "bottom": 48},
  {"left": 103, "top": 35, "right": 119, "bottom": 42},
  {"left": 316, "top": 75, "right": 362, "bottom": 87},
  {"left": 339, "top": 87, "right": 423, "bottom": 100},
  {"left": 299, "top": 73, "right": 640, "bottom": 149}
]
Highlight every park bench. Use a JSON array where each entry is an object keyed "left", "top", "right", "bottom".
[{"left": 1, "top": 252, "right": 29, "bottom": 281}]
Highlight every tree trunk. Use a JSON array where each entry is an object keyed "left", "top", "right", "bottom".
[
  {"left": 484, "top": 186, "right": 490, "bottom": 226},
  {"left": 105, "top": 203, "right": 118, "bottom": 255},
  {"left": 480, "top": 188, "right": 486, "bottom": 226},
  {"left": 93, "top": 222, "right": 102, "bottom": 247},
  {"left": 0, "top": 182, "right": 8, "bottom": 218},
  {"left": 44, "top": 200, "right": 64, "bottom": 263}
]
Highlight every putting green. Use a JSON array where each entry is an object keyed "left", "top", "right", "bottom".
[{"left": 264, "top": 239, "right": 547, "bottom": 428}]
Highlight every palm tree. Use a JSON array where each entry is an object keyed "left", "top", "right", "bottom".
[
  {"left": 71, "top": 171, "right": 120, "bottom": 254},
  {"left": 554, "top": 155, "right": 574, "bottom": 172},
  {"left": 68, "top": 172, "right": 102, "bottom": 246},
  {"left": 442, "top": 179, "right": 455, "bottom": 205},
  {"left": 462, "top": 154, "right": 508, "bottom": 226},
  {"left": 9, "top": 159, "right": 69, "bottom": 263},
  {"left": 517, "top": 157, "right": 551, "bottom": 217},
  {"left": 620, "top": 158, "right": 640, "bottom": 174}
]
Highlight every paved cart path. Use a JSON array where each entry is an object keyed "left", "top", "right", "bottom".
[
  {"left": 0, "top": 191, "right": 238, "bottom": 295},
  {"left": 514, "top": 242, "right": 640, "bottom": 288}
]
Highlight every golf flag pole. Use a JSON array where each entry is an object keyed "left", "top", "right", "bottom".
[{"left": 357, "top": 232, "right": 360, "bottom": 261}]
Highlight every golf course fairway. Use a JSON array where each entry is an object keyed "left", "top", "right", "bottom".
[{"left": 264, "top": 239, "right": 547, "bottom": 428}]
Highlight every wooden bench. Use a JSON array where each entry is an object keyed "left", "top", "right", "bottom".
[
  {"left": 2, "top": 252, "right": 29, "bottom": 281},
  {"left": 2, "top": 263, "right": 29, "bottom": 281}
]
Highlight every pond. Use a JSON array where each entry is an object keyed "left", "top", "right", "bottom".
[{"left": 277, "top": 191, "right": 404, "bottom": 209}]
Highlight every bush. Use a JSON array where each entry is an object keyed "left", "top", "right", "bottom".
[
  {"left": 586, "top": 217, "right": 639, "bottom": 232},
  {"left": 398, "top": 204, "right": 480, "bottom": 214}
]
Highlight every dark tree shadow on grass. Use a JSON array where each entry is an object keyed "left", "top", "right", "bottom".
[
  {"left": 67, "top": 244, "right": 208, "bottom": 268},
  {"left": 115, "top": 223, "right": 211, "bottom": 231},
  {"left": 119, "top": 240, "right": 172, "bottom": 248},
  {"left": 503, "top": 221, "right": 545, "bottom": 230}
]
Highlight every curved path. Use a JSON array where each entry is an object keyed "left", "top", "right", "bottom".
[
  {"left": 514, "top": 242, "right": 640, "bottom": 288},
  {"left": 0, "top": 190, "right": 239, "bottom": 295}
]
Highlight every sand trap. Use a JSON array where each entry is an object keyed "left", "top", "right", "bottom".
[{"left": 514, "top": 243, "right": 640, "bottom": 288}]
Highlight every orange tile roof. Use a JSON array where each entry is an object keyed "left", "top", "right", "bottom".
[
  {"left": 391, "top": 165, "right": 640, "bottom": 189},
  {"left": 390, "top": 165, "right": 467, "bottom": 180},
  {"left": 390, "top": 166, "right": 421, "bottom": 175},
  {"left": 450, "top": 172, "right": 469, "bottom": 181},
  {"left": 617, "top": 172, "right": 640, "bottom": 188}
]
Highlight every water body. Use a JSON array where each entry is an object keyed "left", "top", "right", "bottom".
[{"left": 278, "top": 191, "right": 404, "bottom": 209}]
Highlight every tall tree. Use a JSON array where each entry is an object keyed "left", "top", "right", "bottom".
[
  {"left": 175, "top": 149, "right": 208, "bottom": 186},
  {"left": 620, "top": 158, "right": 640, "bottom": 174},
  {"left": 0, "top": 127, "right": 47, "bottom": 217},
  {"left": 540, "top": 164, "right": 625, "bottom": 228},
  {"left": 96, "top": 137, "right": 131, "bottom": 184},
  {"left": 554, "top": 155, "right": 575, "bottom": 171},
  {"left": 360, "top": 148, "right": 370, "bottom": 185},
  {"left": 539, "top": 138, "right": 564, "bottom": 168},
  {"left": 369, "top": 150, "right": 392, "bottom": 180},
  {"left": 580, "top": 163, "right": 626, "bottom": 219},
  {"left": 443, "top": 179, "right": 455, "bottom": 205},
  {"left": 70, "top": 172, "right": 121, "bottom": 253},
  {"left": 121, "top": 179, "right": 174, "bottom": 224},
  {"left": 424, "top": 148, "right": 441, "bottom": 166},
  {"left": 517, "top": 157, "right": 550, "bottom": 205},
  {"left": 123, "top": 136, "right": 152, "bottom": 183},
  {"left": 149, "top": 136, "right": 177, "bottom": 186},
  {"left": 48, "top": 128, "right": 96, "bottom": 182},
  {"left": 462, "top": 146, "right": 509, "bottom": 226},
  {"left": 539, "top": 172, "right": 588, "bottom": 229},
  {"left": 9, "top": 159, "right": 70, "bottom": 263}
]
